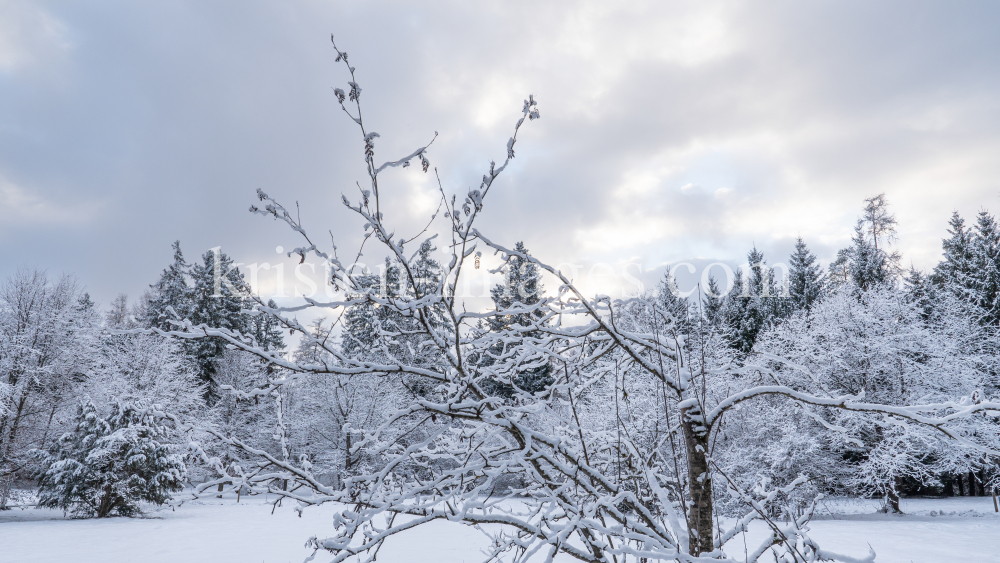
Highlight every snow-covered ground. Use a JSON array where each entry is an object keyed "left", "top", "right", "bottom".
[{"left": 1, "top": 494, "right": 998, "bottom": 563}]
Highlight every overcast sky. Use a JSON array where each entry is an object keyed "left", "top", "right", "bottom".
[{"left": 3, "top": 1, "right": 1000, "bottom": 308}]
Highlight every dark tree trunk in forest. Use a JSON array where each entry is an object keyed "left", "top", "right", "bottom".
[{"left": 681, "top": 405, "right": 714, "bottom": 556}]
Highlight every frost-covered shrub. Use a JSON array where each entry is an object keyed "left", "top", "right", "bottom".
[{"left": 36, "top": 399, "right": 185, "bottom": 518}]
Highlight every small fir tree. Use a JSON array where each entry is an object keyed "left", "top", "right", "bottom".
[
  {"left": 481, "top": 242, "right": 552, "bottom": 397},
  {"left": 36, "top": 399, "right": 185, "bottom": 518},
  {"left": 702, "top": 275, "right": 725, "bottom": 325},
  {"left": 142, "top": 241, "right": 194, "bottom": 331},
  {"left": 903, "top": 266, "right": 938, "bottom": 323},
  {"left": 787, "top": 237, "right": 825, "bottom": 313},
  {"left": 932, "top": 211, "right": 974, "bottom": 290}
]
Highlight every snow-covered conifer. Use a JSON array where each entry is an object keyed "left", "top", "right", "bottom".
[
  {"left": 829, "top": 194, "right": 902, "bottom": 292},
  {"left": 141, "top": 241, "right": 194, "bottom": 331},
  {"left": 36, "top": 399, "right": 185, "bottom": 518},
  {"left": 481, "top": 241, "right": 552, "bottom": 397},
  {"left": 720, "top": 247, "right": 787, "bottom": 354},
  {"left": 702, "top": 274, "right": 725, "bottom": 324},
  {"left": 787, "top": 236, "right": 825, "bottom": 313},
  {"left": 188, "top": 248, "right": 252, "bottom": 399}
]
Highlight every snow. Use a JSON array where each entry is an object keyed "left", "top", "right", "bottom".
[{"left": 2, "top": 494, "right": 998, "bottom": 563}]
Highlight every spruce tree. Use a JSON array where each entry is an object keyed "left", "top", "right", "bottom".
[
  {"left": 487, "top": 242, "right": 544, "bottom": 333},
  {"left": 245, "top": 299, "right": 286, "bottom": 352},
  {"left": 967, "top": 211, "right": 1000, "bottom": 326},
  {"left": 657, "top": 269, "right": 690, "bottom": 334},
  {"left": 903, "top": 266, "right": 937, "bottom": 323},
  {"left": 931, "top": 211, "right": 974, "bottom": 290},
  {"left": 142, "top": 241, "right": 194, "bottom": 331},
  {"left": 931, "top": 210, "right": 1000, "bottom": 327},
  {"left": 341, "top": 258, "right": 397, "bottom": 361},
  {"left": 720, "top": 247, "right": 787, "bottom": 355},
  {"left": 702, "top": 275, "right": 724, "bottom": 325},
  {"left": 340, "top": 244, "right": 448, "bottom": 395},
  {"left": 481, "top": 242, "right": 552, "bottom": 398},
  {"left": 396, "top": 241, "right": 447, "bottom": 371},
  {"left": 829, "top": 194, "right": 902, "bottom": 292},
  {"left": 787, "top": 237, "right": 825, "bottom": 313},
  {"left": 36, "top": 399, "right": 185, "bottom": 518},
  {"left": 188, "top": 248, "right": 251, "bottom": 399}
]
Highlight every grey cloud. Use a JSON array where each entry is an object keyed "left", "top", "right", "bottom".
[{"left": 2, "top": 1, "right": 999, "bottom": 307}]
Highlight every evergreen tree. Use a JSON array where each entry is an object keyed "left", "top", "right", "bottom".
[
  {"left": 931, "top": 211, "right": 974, "bottom": 290},
  {"left": 829, "top": 194, "right": 901, "bottom": 292},
  {"left": 487, "top": 242, "right": 544, "bottom": 333},
  {"left": 720, "top": 247, "right": 787, "bottom": 355},
  {"left": 702, "top": 275, "right": 724, "bottom": 325},
  {"left": 188, "top": 248, "right": 251, "bottom": 399},
  {"left": 967, "top": 211, "right": 1000, "bottom": 327},
  {"left": 36, "top": 399, "right": 185, "bottom": 518},
  {"left": 657, "top": 269, "right": 690, "bottom": 334},
  {"left": 245, "top": 299, "right": 286, "bottom": 352},
  {"left": 340, "top": 244, "right": 448, "bottom": 392},
  {"left": 931, "top": 210, "right": 1000, "bottom": 328},
  {"left": 787, "top": 237, "right": 825, "bottom": 313},
  {"left": 341, "top": 259, "right": 396, "bottom": 361},
  {"left": 903, "top": 266, "right": 938, "bottom": 323},
  {"left": 142, "top": 241, "right": 194, "bottom": 331},
  {"left": 481, "top": 242, "right": 552, "bottom": 398},
  {"left": 404, "top": 240, "right": 449, "bottom": 344}
]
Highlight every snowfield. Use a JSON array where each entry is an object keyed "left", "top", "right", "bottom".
[{"left": 1, "top": 494, "right": 998, "bottom": 563}]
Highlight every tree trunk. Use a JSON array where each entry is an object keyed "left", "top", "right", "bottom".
[
  {"left": 96, "top": 485, "right": 115, "bottom": 518},
  {"left": 681, "top": 405, "right": 713, "bottom": 556},
  {"left": 886, "top": 485, "right": 902, "bottom": 514},
  {"left": 0, "top": 395, "right": 29, "bottom": 465}
]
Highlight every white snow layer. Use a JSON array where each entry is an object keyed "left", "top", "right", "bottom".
[{"left": 1, "top": 495, "right": 999, "bottom": 563}]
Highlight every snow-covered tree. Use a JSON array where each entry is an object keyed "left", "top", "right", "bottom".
[
  {"left": 293, "top": 318, "right": 400, "bottom": 487},
  {"left": 932, "top": 211, "right": 975, "bottom": 290},
  {"left": 0, "top": 270, "right": 97, "bottom": 502},
  {"left": 36, "top": 399, "right": 185, "bottom": 518},
  {"left": 720, "top": 247, "right": 788, "bottom": 355},
  {"left": 141, "top": 243, "right": 257, "bottom": 401},
  {"left": 965, "top": 212, "right": 1000, "bottom": 326},
  {"left": 480, "top": 241, "right": 553, "bottom": 398},
  {"left": 754, "top": 284, "right": 998, "bottom": 512},
  {"left": 244, "top": 299, "right": 286, "bottom": 352},
  {"left": 141, "top": 241, "right": 193, "bottom": 332},
  {"left": 87, "top": 332, "right": 204, "bottom": 420},
  {"left": 145, "top": 40, "right": 1000, "bottom": 562},
  {"left": 787, "top": 237, "right": 825, "bottom": 313},
  {"left": 702, "top": 274, "right": 725, "bottom": 325},
  {"left": 188, "top": 249, "right": 252, "bottom": 399},
  {"left": 829, "top": 194, "right": 902, "bottom": 292},
  {"left": 903, "top": 266, "right": 938, "bottom": 322}
]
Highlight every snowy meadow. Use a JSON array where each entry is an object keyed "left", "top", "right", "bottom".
[{"left": 3, "top": 493, "right": 999, "bottom": 563}]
